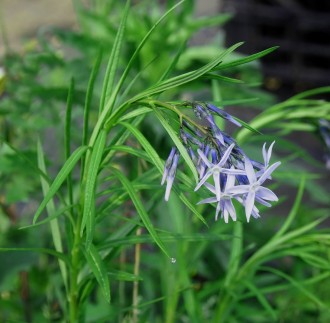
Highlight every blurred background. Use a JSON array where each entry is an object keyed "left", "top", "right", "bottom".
[{"left": 0, "top": 0, "right": 330, "bottom": 321}]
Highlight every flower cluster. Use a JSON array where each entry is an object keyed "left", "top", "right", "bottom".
[{"left": 161, "top": 102, "right": 281, "bottom": 223}]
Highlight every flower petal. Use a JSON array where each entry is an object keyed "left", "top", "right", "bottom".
[
  {"left": 255, "top": 196, "right": 272, "bottom": 207},
  {"left": 257, "top": 186, "right": 278, "bottom": 201},
  {"left": 215, "top": 202, "right": 221, "bottom": 221},
  {"left": 197, "top": 197, "right": 218, "bottom": 205},
  {"left": 245, "top": 190, "right": 255, "bottom": 222},
  {"left": 197, "top": 149, "right": 212, "bottom": 168},
  {"left": 204, "top": 182, "right": 216, "bottom": 194},
  {"left": 164, "top": 176, "right": 174, "bottom": 201},
  {"left": 213, "top": 172, "right": 221, "bottom": 201},
  {"left": 194, "top": 171, "right": 212, "bottom": 191},
  {"left": 219, "top": 143, "right": 235, "bottom": 166},
  {"left": 227, "top": 185, "right": 250, "bottom": 195},
  {"left": 244, "top": 157, "right": 257, "bottom": 183},
  {"left": 226, "top": 199, "right": 237, "bottom": 222},
  {"left": 267, "top": 141, "right": 276, "bottom": 165},
  {"left": 225, "top": 173, "right": 236, "bottom": 190},
  {"left": 258, "top": 161, "right": 281, "bottom": 184}
]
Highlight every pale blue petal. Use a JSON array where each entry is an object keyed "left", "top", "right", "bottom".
[
  {"left": 244, "top": 157, "right": 257, "bottom": 183},
  {"left": 221, "top": 168, "right": 246, "bottom": 175},
  {"left": 262, "top": 143, "right": 267, "bottom": 165},
  {"left": 267, "top": 141, "right": 276, "bottom": 165},
  {"left": 228, "top": 185, "right": 250, "bottom": 195},
  {"left": 161, "top": 168, "right": 168, "bottom": 185},
  {"left": 197, "top": 197, "right": 218, "bottom": 205},
  {"left": 245, "top": 190, "right": 255, "bottom": 222},
  {"left": 165, "top": 176, "right": 174, "bottom": 201},
  {"left": 255, "top": 196, "right": 272, "bottom": 207},
  {"left": 215, "top": 202, "right": 221, "bottom": 221},
  {"left": 226, "top": 199, "right": 237, "bottom": 221},
  {"left": 257, "top": 186, "right": 278, "bottom": 201},
  {"left": 204, "top": 182, "right": 216, "bottom": 194},
  {"left": 213, "top": 172, "right": 221, "bottom": 201},
  {"left": 223, "top": 208, "right": 229, "bottom": 223},
  {"left": 194, "top": 171, "right": 212, "bottom": 191},
  {"left": 218, "top": 144, "right": 235, "bottom": 166},
  {"left": 225, "top": 172, "right": 236, "bottom": 190},
  {"left": 258, "top": 161, "right": 281, "bottom": 185},
  {"left": 197, "top": 149, "right": 212, "bottom": 168}
]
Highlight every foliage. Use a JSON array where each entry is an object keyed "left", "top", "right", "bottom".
[{"left": 0, "top": 0, "right": 329, "bottom": 322}]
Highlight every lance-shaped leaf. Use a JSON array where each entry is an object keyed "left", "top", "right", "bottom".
[
  {"left": 33, "top": 145, "right": 89, "bottom": 224},
  {"left": 81, "top": 129, "right": 107, "bottom": 247},
  {"left": 83, "top": 243, "right": 111, "bottom": 303},
  {"left": 110, "top": 167, "right": 170, "bottom": 258}
]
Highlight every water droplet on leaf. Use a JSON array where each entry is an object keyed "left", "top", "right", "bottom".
[{"left": 170, "top": 257, "right": 176, "bottom": 264}]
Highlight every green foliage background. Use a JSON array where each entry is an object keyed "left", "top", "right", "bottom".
[{"left": 0, "top": 0, "right": 329, "bottom": 322}]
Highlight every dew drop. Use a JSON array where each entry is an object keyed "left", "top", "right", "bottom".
[{"left": 170, "top": 257, "right": 176, "bottom": 264}]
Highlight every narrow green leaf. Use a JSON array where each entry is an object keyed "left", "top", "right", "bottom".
[
  {"left": 65, "top": 78, "right": 75, "bottom": 207},
  {"left": 106, "top": 145, "right": 151, "bottom": 163},
  {"left": 119, "top": 121, "right": 163, "bottom": 173},
  {"left": 262, "top": 266, "right": 328, "bottom": 308},
  {"left": 215, "top": 46, "right": 279, "bottom": 70},
  {"left": 110, "top": 166, "right": 170, "bottom": 258},
  {"left": 125, "top": 43, "right": 243, "bottom": 106},
  {"left": 98, "top": 0, "right": 130, "bottom": 113},
  {"left": 20, "top": 205, "right": 75, "bottom": 230},
  {"left": 158, "top": 40, "right": 187, "bottom": 83},
  {"left": 65, "top": 78, "right": 74, "bottom": 159},
  {"left": 204, "top": 72, "right": 243, "bottom": 83},
  {"left": 244, "top": 281, "right": 277, "bottom": 320},
  {"left": 102, "top": 116, "right": 144, "bottom": 166},
  {"left": 233, "top": 116, "right": 262, "bottom": 135},
  {"left": 83, "top": 243, "right": 111, "bottom": 303},
  {"left": 118, "top": 107, "right": 152, "bottom": 121},
  {"left": 272, "top": 175, "right": 305, "bottom": 240},
  {"left": 289, "top": 86, "right": 330, "bottom": 100},
  {"left": 83, "top": 49, "right": 103, "bottom": 148},
  {"left": 33, "top": 145, "right": 89, "bottom": 224},
  {"left": 115, "top": 0, "right": 185, "bottom": 100},
  {"left": 81, "top": 129, "right": 107, "bottom": 247},
  {"left": 153, "top": 109, "right": 198, "bottom": 183},
  {"left": 37, "top": 139, "right": 69, "bottom": 290},
  {"left": 176, "top": 192, "right": 208, "bottom": 226},
  {"left": 108, "top": 270, "right": 142, "bottom": 281}
]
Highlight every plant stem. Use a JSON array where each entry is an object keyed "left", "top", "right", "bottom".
[
  {"left": 213, "top": 221, "right": 243, "bottom": 322},
  {"left": 69, "top": 212, "right": 83, "bottom": 323},
  {"left": 132, "top": 227, "right": 142, "bottom": 323}
]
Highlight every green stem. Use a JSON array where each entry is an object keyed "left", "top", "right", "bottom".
[
  {"left": 69, "top": 210, "right": 83, "bottom": 322},
  {"left": 213, "top": 221, "right": 243, "bottom": 322}
]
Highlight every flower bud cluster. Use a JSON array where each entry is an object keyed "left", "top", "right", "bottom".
[{"left": 161, "top": 102, "right": 281, "bottom": 223}]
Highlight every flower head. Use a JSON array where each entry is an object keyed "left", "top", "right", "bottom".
[
  {"left": 160, "top": 101, "right": 281, "bottom": 223},
  {"left": 228, "top": 157, "right": 280, "bottom": 222}
]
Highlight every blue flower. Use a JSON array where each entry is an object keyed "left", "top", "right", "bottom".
[
  {"left": 197, "top": 172, "right": 237, "bottom": 222},
  {"left": 160, "top": 101, "right": 281, "bottom": 222},
  {"left": 228, "top": 157, "right": 281, "bottom": 222},
  {"left": 194, "top": 144, "right": 245, "bottom": 201}
]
